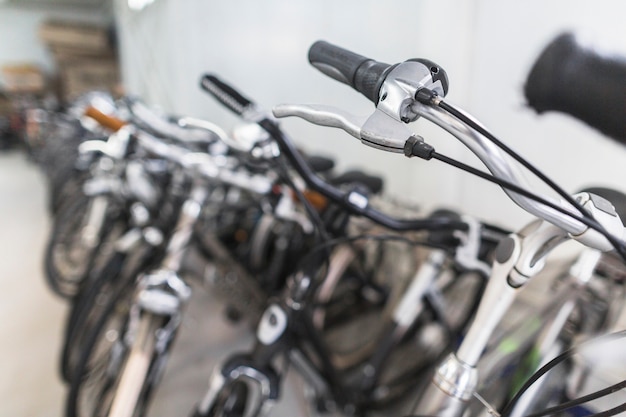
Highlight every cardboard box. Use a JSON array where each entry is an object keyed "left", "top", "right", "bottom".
[
  {"left": 59, "top": 58, "right": 120, "bottom": 101},
  {"left": 50, "top": 45, "right": 117, "bottom": 62},
  {"left": 39, "top": 20, "right": 112, "bottom": 54},
  {"left": 1, "top": 64, "right": 46, "bottom": 95}
]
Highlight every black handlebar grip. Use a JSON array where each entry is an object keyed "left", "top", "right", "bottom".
[
  {"left": 308, "top": 40, "right": 392, "bottom": 103},
  {"left": 524, "top": 33, "right": 626, "bottom": 144},
  {"left": 200, "top": 74, "right": 254, "bottom": 116}
]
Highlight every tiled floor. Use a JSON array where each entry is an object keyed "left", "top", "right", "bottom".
[{"left": 0, "top": 152, "right": 66, "bottom": 417}]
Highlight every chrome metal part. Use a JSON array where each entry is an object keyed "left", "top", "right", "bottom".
[
  {"left": 433, "top": 354, "right": 478, "bottom": 400},
  {"left": 273, "top": 103, "right": 366, "bottom": 139},
  {"left": 392, "top": 249, "right": 446, "bottom": 328},
  {"left": 510, "top": 220, "right": 569, "bottom": 286},
  {"left": 273, "top": 102, "right": 412, "bottom": 152},
  {"left": 377, "top": 60, "right": 443, "bottom": 123},
  {"left": 360, "top": 108, "right": 414, "bottom": 152},
  {"left": 136, "top": 269, "right": 191, "bottom": 316}
]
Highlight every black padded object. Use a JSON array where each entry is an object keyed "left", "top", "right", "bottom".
[
  {"left": 330, "top": 170, "right": 384, "bottom": 194},
  {"left": 426, "top": 209, "right": 463, "bottom": 248},
  {"left": 525, "top": 33, "right": 626, "bottom": 144},
  {"left": 580, "top": 187, "right": 626, "bottom": 221},
  {"left": 305, "top": 155, "right": 335, "bottom": 173}
]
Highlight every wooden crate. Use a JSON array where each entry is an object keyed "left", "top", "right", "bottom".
[
  {"left": 58, "top": 58, "right": 121, "bottom": 101},
  {"left": 39, "top": 20, "right": 112, "bottom": 54},
  {"left": 1, "top": 64, "right": 46, "bottom": 95}
]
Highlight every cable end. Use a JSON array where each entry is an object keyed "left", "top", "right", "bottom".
[
  {"left": 404, "top": 135, "right": 434, "bottom": 159},
  {"left": 415, "top": 87, "right": 442, "bottom": 105}
]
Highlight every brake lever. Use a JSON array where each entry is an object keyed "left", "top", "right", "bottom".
[
  {"left": 273, "top": 103, "right": 365, "bottom": 138},
  {"left": 273, "top": 103, "right": 417, "bottom": 153}
]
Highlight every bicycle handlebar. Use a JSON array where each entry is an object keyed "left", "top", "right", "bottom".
[
  {"left": 308, "top": 40, "right": 450, "bottom": 105},
  {"left": 303, "top": 42, "right": 587, "bottom": 234},
  {"left": 201, "top": 74, "right": 255, "bottom": 116},
  {"left": 131, "top": 129, "right": 272, "bottom": 195},
  {"left": 125, "top": 98, "right": 221, "bottom": 144},
  {"left": 300, "top": 41, "right": 625, "bottom": 251},
  {"left": 200, "top": 73, "right": 467, "bottom": 233},
  {"left": 85, "top": 106, "right": 126, "bottom": 132}
]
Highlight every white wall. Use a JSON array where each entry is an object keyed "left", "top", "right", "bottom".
[{"left": 113, "top": 0, "right": 626, "bottom": 232}]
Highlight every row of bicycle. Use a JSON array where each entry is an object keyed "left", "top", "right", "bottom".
[{"left": 24, "top": 33, "right": 626, "bottom": 417}]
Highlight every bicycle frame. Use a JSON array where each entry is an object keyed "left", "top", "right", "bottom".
[
  {"left": 105, "top": 179, "right": 206, "bottom": 417},
  {"left": 195, "top": 226, "right": 490, "bottom": 416},
  {"left": 267, "top": 39, "right": 626, "bottom": 417},
  {"left": 412, "top": 221, "right": 608, "bottom": 417}
]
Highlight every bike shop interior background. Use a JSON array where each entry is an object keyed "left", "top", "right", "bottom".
[{"left": 1, "top": 1, "right": 625, "bottom": 416}]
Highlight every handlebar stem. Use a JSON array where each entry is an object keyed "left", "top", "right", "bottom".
[{"left": 415, "top": 219, "right": 570, "bottom": 416}]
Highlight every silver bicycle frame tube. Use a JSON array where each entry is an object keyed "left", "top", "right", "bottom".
[{"left": 413, "top": 103, "right": 586, "bottom": 236}]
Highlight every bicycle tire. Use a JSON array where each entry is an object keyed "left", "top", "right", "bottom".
[
  {"left": 61, "top": 238, "right": 156, "bottom": 383},
  {"left": 65, "top": 280, "right": 133, "bottom": 417},
  {"left": 45, "top": 194, "right": 113, "bottom": 298},
  {"left": 49, "top": 169, "right": 90, "bottom": 216},
  {"left": 65, "top": 283, "right": 169, "bottom": 417},
  {"left": 61, "top": 250, "right": 128, "bottom": 382},
  {"left": 316, "top": 239, "right": 416, "bottom": 367}
]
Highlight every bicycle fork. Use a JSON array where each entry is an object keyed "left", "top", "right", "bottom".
[{"left": 193, "top": 266, "right": 323, "bottom": 417}]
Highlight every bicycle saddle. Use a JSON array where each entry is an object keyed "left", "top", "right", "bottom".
[
  {"left": 305, "top": 154, "right": 335, "bottom": 173},
  {"left": 330, "top": 169, "right": 384, "bottom": 195}
]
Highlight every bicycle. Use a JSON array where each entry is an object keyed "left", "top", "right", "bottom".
[
  {"left": 41, "top": 93, "right": 206, "bottom": 299},
  {"left": 189, "top": 74, "right": 509, "bottom": 417},
  {"left": 517, "top": 32, "right": 626, "bottom": 417},
  {"left": 160, "top": 40, "right": 626, "bottom": 417},
  {"left": 63, "top": 104, "right": 399, "bottom": 417},
  {"left": 64, "top": 120, "right": 274, "bottom": 417},
  {"left": 268, "top": 40, "right": 626, "bottom": 417},
  {"left": 56, "top": 100, "right": 223, "bottom": 381}
]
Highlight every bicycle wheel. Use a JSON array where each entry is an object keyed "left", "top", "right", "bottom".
[
  {"left": 61, "top": 250, "right": 129, "bottom": 382},
  {"left": 45, "top": 194, "right": 115, "bottom": 298},
  {"left": 49, "top": 168, "right": 90, "bottom": 216},
  {"left": 66, "top": 286, "right": 171, "bottom": 417},
  {"left": 61, "top": 238, "right": 156, "bottom": 383}
]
